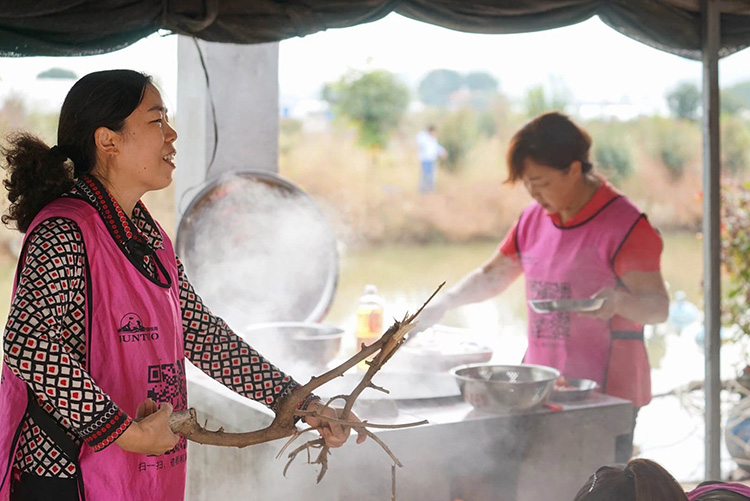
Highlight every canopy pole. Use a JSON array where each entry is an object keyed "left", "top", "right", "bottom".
[{"left": 701, "top": 0, "right": 722, "bottom": 481}]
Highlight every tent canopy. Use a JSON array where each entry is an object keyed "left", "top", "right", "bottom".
[
  {"left": 1, "top": 0, "right": 750, "bottom": 60},
  {"left": 0, "top": 0, "right": 741, "bottom": 481}
]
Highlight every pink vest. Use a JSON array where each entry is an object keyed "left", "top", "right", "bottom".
[
  {"left": 0, "top": 198, "right": 187, "bottom": 500},
  {"left": 687, "top": 483, "right": 750, "bottom": 500},
  {"left": 517, "top": 196, "right": 652, "bottom": 406}
]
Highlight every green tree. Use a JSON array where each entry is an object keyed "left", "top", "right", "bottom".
[
  {"left": 722, "top": 81, "right": 750, "bottom": 115},
  {"left": 722, "top": 114, "right": 750, "bottom": 176},
  {"left": 588, "top": 121, "right": 633, "bottom": 186},
  {"left": 594, "top": 139, "right": 632, "bottom": 185},
  {"left": 464, "top": 71, "right": 500, "bottom": 111},
  {"left": 322, "top": 69, "right": 410, "bottom": 150},
  {"left": 464, "top": 71, "right": 498, "bottom": 92},
  {"left": 418, "top": 69, "right": 463, "bottom": 107},
  {"left": 720, "top": 182, "right": 750, "bottom": 347},
  {"left": 438, "top": 108, "right": 480, "bottom": 172},
  {"left": 666, "top": 82, "right": 701, "bottom": 121},
  {"left": 644, "top": 116, "right": 698, "bottom": 180},
  {"left": 523, "top": 80, "right": 570, "bottom": 117},
  {"left": 524, "top": 85, "right": 548, "bottom": 117},
  {"left": 37, "top": 67, "right": 77, "bottom": 79}
]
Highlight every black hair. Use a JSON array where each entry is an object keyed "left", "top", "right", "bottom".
[
  {"left": 505, "top": 111, "right": 592, "bottom": 184},
  {"left": 573, "top": 459, "right": 688, "bottom": 501},
  {"left": 1, "top": 69, "right": 152, "bottom": 232}
]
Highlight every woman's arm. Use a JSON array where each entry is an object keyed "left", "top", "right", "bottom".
[
  {"left": 414, "top": 247, "right": 523, "bottom": 332},
  {"left": 446, "top": 248, "right": 524, "bottom": 306},
  {"left": 176, "top": 258, "right": 363, "bottom": 447},
  {"left": 590, "top": 270, "right": 669, "bottom": 325},
  {"left": 589, "top": 217, "right": 669, "bottom": 324},
  {"left": 176, "top": 257, "right": 309, "bottom": 412}
]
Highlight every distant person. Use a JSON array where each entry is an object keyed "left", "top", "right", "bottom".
[
  {"left": 413, "top": 112, "right": 669, "bottom": 463},
  {"left": 573, "top": 458, "right": 688, "bottom": 501},
  {"left": 416, "top": 125, "right": 446, "bottom": 193}
]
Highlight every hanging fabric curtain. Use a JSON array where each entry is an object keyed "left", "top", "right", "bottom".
[{"left": 0, "top": 0, "right": 749, "bottom": 59}]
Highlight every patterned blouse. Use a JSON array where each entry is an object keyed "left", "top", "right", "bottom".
[{"left": 3, "top": 175, "right": 306, "bottom": 478}]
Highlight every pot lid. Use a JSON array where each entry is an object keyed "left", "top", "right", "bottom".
[{"left": 175, "top": 170, "right": 338, "bottom": 328}]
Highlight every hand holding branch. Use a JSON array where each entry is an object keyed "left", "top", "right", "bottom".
[{"left": 168, "top": 283, "right": 444, "bottom": 484}]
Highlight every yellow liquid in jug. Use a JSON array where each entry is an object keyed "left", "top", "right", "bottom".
[{"left": 356, "top": 304, "right": 383, "bottom": 370}]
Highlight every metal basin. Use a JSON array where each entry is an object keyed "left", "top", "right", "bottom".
[
  {"left": 242, "top": 322, "right": 343, "bottom": 370},
  {"left": 550, "top": 377, "right": 599, "bottom": 402},
  {"left": 451, "top": 363, "right": 559, "bottom": 413}
]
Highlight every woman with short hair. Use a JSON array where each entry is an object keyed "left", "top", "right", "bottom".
[{"left": 416, "top": 112, "right": 669, "bottom": 463}]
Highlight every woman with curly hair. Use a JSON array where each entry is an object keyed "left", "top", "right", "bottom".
[{"left": 0, "top": 69, "right": 364, "bottom": 501}]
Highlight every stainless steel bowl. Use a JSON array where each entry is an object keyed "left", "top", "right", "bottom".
[
  {"left": 241, "top": 322, "right": 343, "bottom": 370},
  {"left": 451, "top": 363, "right": 560, "bottom": 413},
  {"left": 550, "top": 378, "right": 599, "bottom": 402}
]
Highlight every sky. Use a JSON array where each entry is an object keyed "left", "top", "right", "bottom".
[
  {"left": 1, "top": 13, "right": 750, "bottom": 116},
  {"left": 278, "top": 13, "right": 750, "bottom": 114}
]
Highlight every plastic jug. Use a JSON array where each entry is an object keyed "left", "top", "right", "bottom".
[{"left": 355, "top": 284, "right": 384, "bottom": 369}]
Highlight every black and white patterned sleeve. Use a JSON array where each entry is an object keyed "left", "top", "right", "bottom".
[
  {"left": 3, "top": 218, "right": 131, "bottom": 452},
  {"left": 176, "top": 256, "right": 311, "bottom": 412}
]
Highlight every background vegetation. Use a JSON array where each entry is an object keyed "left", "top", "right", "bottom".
[
  {"left": 0, "top": 68, "right": 748, "bottom": 315},
  {"left": 281, "top": 70, "right": 750, "bottom": 250}
]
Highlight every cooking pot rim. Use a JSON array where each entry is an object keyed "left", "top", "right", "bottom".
[
  {"left": 450, "top": 363, "right": 560, "bottom": 382},
  {"left": 175, "top": 170, "right": 339, "bottom": 324},
  {"left": 244, "top": 321, "right": 345, "bottom": 338}
]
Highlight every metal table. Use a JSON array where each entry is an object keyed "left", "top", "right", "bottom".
[{"left": 185, "top": 369, "right": 632, "bottom": 501}]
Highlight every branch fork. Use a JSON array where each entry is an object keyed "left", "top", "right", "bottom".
[{"left": 169, "top": 283, "right": 444, "bottom": 484}]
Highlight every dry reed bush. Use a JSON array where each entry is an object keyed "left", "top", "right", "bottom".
[
  {"left": 621, "top": 145, "right": 703, "bottom": 231},
  {"left": 283, "top": 115, "right": 709, "bottom": 246},
  {"left": 281, "top": 126, "right": 531, "bottom": 246}
]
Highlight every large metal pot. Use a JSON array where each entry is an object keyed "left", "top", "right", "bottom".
[
  {"left": 241, "top": 322, "right": 343, "bottom": 371},
  {"left": 175, "top": 170, "right": 338, "bottom": 329}
]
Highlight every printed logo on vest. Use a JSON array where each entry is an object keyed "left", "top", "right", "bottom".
[
  {"left": 529, "top": 280, "right": 571, "bottom": 340},
  {"left": 147, "top": 361, "right": 188, "bottom": 456},
  {"left": 117, "top": 312, "right": 160, "bottom": 342}
]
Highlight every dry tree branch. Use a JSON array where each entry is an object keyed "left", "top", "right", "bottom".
[
  {"left": 169, "top": 283, "right": 445, "bottom": 483},
  {"left": 652, "top": 378, "right": 749, "bottom": 399}
]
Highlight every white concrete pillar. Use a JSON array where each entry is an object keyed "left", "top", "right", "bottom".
[{"left": 175, "top": 36, "right": 279, "bottom": 217}]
